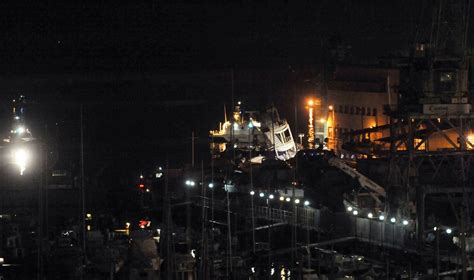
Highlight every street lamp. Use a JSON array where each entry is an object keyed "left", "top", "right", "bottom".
[{"left": 12, "top": 147, "right": 30, "bottom": 176}]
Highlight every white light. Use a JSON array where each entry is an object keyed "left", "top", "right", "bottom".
[
  {"left": 304, "top": 200, "right": 310, "bottom": 206},
  {"left": 233, "top": 123, "right": 239, "bottom": 130},
  {"left": 285, "top": 197, "right": 291, "bottom": 202},
  {"left": 402, "top": 220, "right": 409, "bottom": 226},
  {"left": 446, "top": 228, "right": 452, "bottom": 234},
  {"left": 190, "top": 249, "right": 196, "bottom": 258},
  {"left": 140, "top": 174, "right": 144, "bottom": 179},
  {"left": 190, "top": 181, "right": 195, "bottom": 186},
  {"left": 250, "top": 190, "right": 255, "bottom": 196},
  {"left": 185, "top": 180, "right": 190, "bottom": 186},
  {"left": 248, "top": 122, "right": 253, "bottom": 128},
  {"left": 295, "top": 199, "right": 300, "bottom": 204},
  {"left": 16, "top": 126, "right": 25, "bottom": 134},
  {"left": 251, "top": 267, "right": 255, "bottom": 274},
  {"left": 280, "top": 196, "right": 285, "bottom": 201},
  {"left": 208, "top": 183, "right": 214, "bottom": 188},
  {"left": 390, "top": 217, "right": 396, "bottom": 223},
  {"left": 269, "top": 194, "right": 274, "bottom": 199},
  {"left": 259, "top": 192, "right": 265, "bottom": 198},
  {"left": 352, "top": 210, "right": 358, "bottom": 216},
  {"left": 347, "top": 206, "right": 353, "bottom": 212},
  {"left": 146, "top": 188, "right": 150, "bottom": 192},
  {"left": 379, "top": 215, "right": 385, "bottom": 221},
  {"left": 434, "top": 226, "right": 438, "bottom": 231},
  {"left": 270, "top": 267, "right": 275, "bottom": 276},
  {"left": 367, "top": 213, "right": 373, "bottom": 219},
  {"left": 12, "top": 148, "right": 30, "bottom": 175}
]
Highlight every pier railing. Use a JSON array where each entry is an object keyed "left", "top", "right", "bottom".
[{"left": 251, "top": 206, "right": 415, "bottom": 249}]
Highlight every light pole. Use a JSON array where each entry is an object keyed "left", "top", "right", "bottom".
[
  {"left": 304, "top": 201, "right": 311, "bottom": 272},
  {"left": 328, "top": 105, "right": 335, "bottom": 151},
  {"left": 248, "top": 122, "right": 256, "bottom": 253},
  {"left": 306, "top": 99, "right": 315, "bottom": 149}
]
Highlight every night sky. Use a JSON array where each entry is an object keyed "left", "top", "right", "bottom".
[{"left": 0, "top": 2, "right": 426, "bottom": 170}]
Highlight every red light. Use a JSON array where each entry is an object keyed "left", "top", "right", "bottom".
[
  {"left": 138, "top": 220, "right": 150, "bottom": 228},
  {"left": 139, "top": 183, "right": 145, "bottom": 189}
]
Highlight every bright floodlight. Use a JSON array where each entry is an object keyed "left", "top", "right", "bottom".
[
  {"left": 367, "top": 213, "right": 373, "bottom": 219},
  {"left": 259, "top": 192, "right": 264, "bottom": 198},
  {"left": 250, "top": 190, "right": 255, "bottom": 196},
  {"left": 402, "top": 220, "right": 409, "bottom": 226},
  {"left": 446, "top": 228, "right": 452, "bottom": 234},
  {"left": 269, "top": 194, "right": 274, "bottom": 199},
  {"left": 352, "top": 210, "right": 358, "bottom": 216},
  {"left": 390, "top": 217, "right": 396, "bottom": 223},
  {"left": 16, "top": 126, "right": 25, "bottom": 134},
  {"left": 208, "top": 183, "right": 214, "bottom": 188},
  {"left": 304, "top": 200, "right": 310, "bottom": 206},
  {"left": 285, "top": 197, "right": 291, "bottom": 202},
  {"left": 12, "top": 148, "right": 30, "bottom": 175},
  {"left": 347, "top": 206, "right": 353, "bottom": 212},
  {"left": 379, "top": 215, "right": 385, "bottom": 221},
  {"left": 294, "top": 199, "right": 300, "bottom": 204}
]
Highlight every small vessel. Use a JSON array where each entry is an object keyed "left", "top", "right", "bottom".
[{"left": 210, "top": 104, "right": 297, "bottom": 161}]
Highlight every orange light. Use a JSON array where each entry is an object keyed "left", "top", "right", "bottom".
[
  {"left": 328, "top": 105, "right": 334, "bottom": 110},
  {"left": 319, "top": 118, "right": 326, "bottom": 123},
  {"left": 307, "top": 99, "right": 314, "bottom": 106}
]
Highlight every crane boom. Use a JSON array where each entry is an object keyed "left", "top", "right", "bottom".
[{"left": 328, "top": 157, "right": 386, "bottom": 198}]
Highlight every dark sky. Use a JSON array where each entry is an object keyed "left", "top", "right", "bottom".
[
  {"left": 0, "top": 1, "right": 430, "bottom": 172},
  {"left": 1, "top": 1, "right": 422, "bottom": 73}
]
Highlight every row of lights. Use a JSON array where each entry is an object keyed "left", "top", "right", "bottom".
[
  {"left": 250, "top": 191, "right": 310, "bottom": 206},
  {"left": 346, "top": 206, "right": 410, "bottom": 226},
  {"left": 434, "top": 226, "right": 453, "bottom": 235}
]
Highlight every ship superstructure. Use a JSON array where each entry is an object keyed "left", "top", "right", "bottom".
[{"left": 210, "top": 103, "right": 297, "bottom": 161}]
